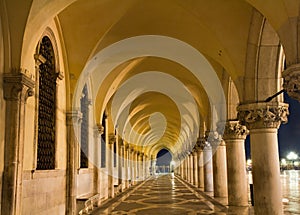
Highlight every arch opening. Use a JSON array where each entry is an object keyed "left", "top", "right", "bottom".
[{"left": 156, "top": 148, "right": 173, "bottom": 174}]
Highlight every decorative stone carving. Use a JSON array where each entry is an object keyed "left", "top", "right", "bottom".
[
  {"left": 109, "top": 134, "right": 116, "bottom": 144},
  {"left": 282, "top": 63, "right": 300, "bottom": 101},
  {"left": 195, "top": 137, "right": 206, "bottom": 150},
  {"left": 237, "top": 102, "right": 289, "bottom": 129},
  {"left": 221, "top": 120, "right": 249, "bottom": 140},
  {"left": 66, "top": 111, "right": 82, "bottom": 126},
  {"left": 3, "top": 72, "right": 34, "bottom": 102},
  {"left": 95, "top": 123, "right": 104, "bottom": 135},
  {"left": 205, "top": 130, "right": 221, "bottom": 148}
]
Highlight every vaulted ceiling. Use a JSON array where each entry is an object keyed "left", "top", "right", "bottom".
[{"left": 18, "top": 0, "right": 299, "bottom": 156}]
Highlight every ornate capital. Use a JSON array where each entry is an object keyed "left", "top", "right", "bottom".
[
  {"left": 108, "top": 134, "right": 116, "bottom": 144},
  {"left": 283, "top": 64, "right": 300, "bottom": 101},
  {"left": 3, "top": 71, "right": 35, "bottom": 102},
  {"left": 237, "top": 102, "right": 289, "bottom": 130},
  {"left": 195, "top": 137, "right": 206, "bottom": 151},
  {"left": 222, "top": 120, "right": 249, "bottom": 140},
  {"left": 66, "top": 110, "right": 82, "bottom": 126},
  {"left": 95, "top": 124, "right": 104, "bottom": 134},
  {"left": 205, "top": 130, "right": 221, "bottom": 147}
]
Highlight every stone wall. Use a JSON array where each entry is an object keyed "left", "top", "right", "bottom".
[
  {"left": 22, "top": 170, "right": 66, "bottom": 215},
  {"left": 77, "top": 169, "right": 94, "bottom": 197}
]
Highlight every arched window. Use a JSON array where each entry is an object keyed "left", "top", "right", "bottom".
[
  {"left": 80, "top": 84, "right": 89, "bottom": 168},
  {"left": 36, "top": 36, "right": 57, "bottom": 170}
]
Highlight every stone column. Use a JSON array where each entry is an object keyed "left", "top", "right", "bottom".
[
  {"left": 129, "top": 147, "right": 134, "bottom": 185},
  {"left": 238, "top": 102, "right": 289, "bottom": 215},
  {"left": 134, "top": 151, "right": 138, "bottom": 184},
  {"left": 108, "top": 134, "right": 115, "bottom": 198},
  {"left": 186, "top": 154, "right": 190, "bottom": 182},
  {"left": 196, "top": 138, "right": 205, "bottom": 189},
  {"left": 138, "top": 153, "right": 144, "bottom": 180},
  {"left": 143, "top": 154, "right": 148, "bottom": 179},
  {"left": 124, "top": 144, "right": 129, "bottom": 189},
  {"left": 184, "top": 156, "right": 188, "bottom": 180},
  {"left": 203, "top": 142, "right": 213, "bottom": 192},
  {"left": 222, "top": 120, "right": 249, "bottom": 206},
  {"left": 93, "top": 125, "right": 103, "bottom": 196},
  {"left": 66, "top": 111, "right": 82, "bottom": 214},
  {"left": 192, "top": 150, "right": 198, "bottom": 187},
  {"left": 118, "top": 139, "right": 124, "bottom": 192},
  {"left": 190, "top": 153, "right": 194, "bottom": 184},
  {"left": 1, "top": 72, "right": 34, "bottom": 215},
  {"left": 209, "top": 130, "right": 228, "bottom": 198}
]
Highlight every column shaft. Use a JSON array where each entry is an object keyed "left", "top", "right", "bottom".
[
  {"left": 251, "top": 128, "right": 282, "bottom": 214},
  {"left": 1, "top": 73, "right": 34, "bottom": 215},
  {"left": 203, "top": 145, "right": 213, "bottom": 192},
  {"left": 212, "top": 142, "right": 228, "bottom": 197}
]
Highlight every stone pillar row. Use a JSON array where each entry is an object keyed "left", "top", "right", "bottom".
[{"left": 177, "top": 101, "right": 288, "bottom": 215}]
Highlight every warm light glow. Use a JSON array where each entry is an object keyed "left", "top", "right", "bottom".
[
  {"left": 287, "top": 152, "right": 298, "bottom": 160},
  {"left": 170, "top": 161, "right": 175, "bottom": 166},
  {"left": 294, "top": 161, "right": 299, "bottom": 167},
  {"left": 281, "top": 158, "right": 287, "bottom": 165},
  {"left": 246, "top": 159, "right": 252, "bottom": 166}
]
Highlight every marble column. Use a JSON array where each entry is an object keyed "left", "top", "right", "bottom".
[
  {"left": 139, "top": 153, "right": 144, "bottom": 180},
  {"left": 187, "top": 154, "right": 191, "bottom": 182},
  {"left": 134, "top": 151, "right": 138, "bottom": 183},
  {"left": 203, "top": 142, "right": 213, "bottom": 192},
  {"left": 118, "top": 139, "right": 124, "bottom": 192},
  {"left": 108, "top": 134, "right": 115, "bottom": 198},
  {"left": 196, "top": 138, "right": 205, "bottom": 189},
  {"left": 238, "top": 102, "right": 289, "bottom": 215},
  {"left": 189, "top": 154, "right": 194, "bottom": 184},
  {"left": 1, "top": 72, "right": 34, "bottom": 215},
  {"left": 124, "top": 144, "right": 129, "bottom": 189},
  {"left": 192, "top": 150, "right": 198, "bottom": 187},
  {"left": 93, "top": 125, "right": 103, "bottom": 197},
  {"left": 222, "top": 120, "right": 249, "bottom": 206},
  {"left": 210, "top": 131, "right": 228, "bottom": 197}
]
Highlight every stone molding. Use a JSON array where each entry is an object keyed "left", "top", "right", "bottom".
[
  {"left": 3, "top": 72, "right": 35, "bottom": 102},
  {"left": 222, "top": 120, "right": 249, "bottom": 140},
  {"left": 237, "top": 102, "right": 289, "bottom": 130},
  {"left": 283, "top": 63, "right": 300, "bottom": 101}
]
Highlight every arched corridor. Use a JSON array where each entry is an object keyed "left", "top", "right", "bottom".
[{"left": 1, "top": 1, "right": 300, "bottom": 215}]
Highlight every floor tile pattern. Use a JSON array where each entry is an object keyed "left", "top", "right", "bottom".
[{"left": 93, "top": 174, "right": 229, "bottom": 215}]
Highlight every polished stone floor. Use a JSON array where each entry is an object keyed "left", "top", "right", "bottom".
[
  {"left": 282, "top": 170, "right": 300, "bottom": 214},
  {"left": 92, "top": 171, "right": 300, "bottom": 214},
  {"left": 93, "top": 174, "right": 250, "bottom": 215}
]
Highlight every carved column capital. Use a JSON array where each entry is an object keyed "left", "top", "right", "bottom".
[
  {"left": 3, "top": 71, "right": 35, "bottom": 102},
  {"left": 66, "top": 110, "right": 82, "bottom": 126},
  {"left": 205, "top": 130, "right": 221, "bottom": 148},
  {"left": 237, "top": 102, "right": 289, "bottom": 130},
  {"left": 108, "top": 134, "right": 116, "bottom": 144},
  {"left": 221, "top": 120, "right": 249, "bottom": 140},
  {"left": 195, "top": 137, "right": 206, "bottom": 151},
  {"left": 95, "top": 123, "right": 104, "bottom": 135},
  {"left": 283, "top": 63, "right": 300, "bottom": 101}
]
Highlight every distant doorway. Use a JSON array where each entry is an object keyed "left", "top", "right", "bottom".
[{"left": 156, "top": 149, "right": 172, "bottom": 173}]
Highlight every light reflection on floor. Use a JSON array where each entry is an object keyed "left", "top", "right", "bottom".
[
  {"left": 281, "top": 170, "right": 300, "bottom": 214},
  {"left": 92, "top": 171, "right": 300, "bottom": 214}
]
